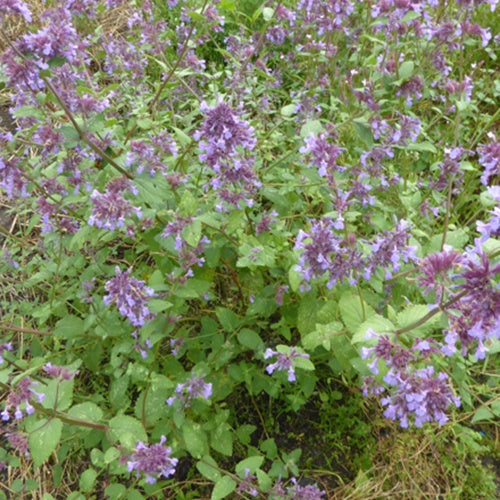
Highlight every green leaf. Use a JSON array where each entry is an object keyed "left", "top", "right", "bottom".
[
  {"left": 237, "top": 240, "right": 276, "bottom": 268},
  {"left": 12, "top": 105, "right": 44, "bottom": 120},
  {"left": 293, "top": 356, "right": 315, "bottom": 371},
  {"left": 135, "top": 374, "right": 174, "bottom": 425},
  {"left": 104, "top": 483, "right": 126, "bottom": 500},
  {"left": 491, "top": 401, "right": 500, "bottom": 416},
  {"left": 262, "top": 6, "right": 274, "bottom": 21},
  {"left": 216, "top": 307, "right": 240, "bottom": 332},
  {"left": 398, "top": 61, "right": 414, "bottom": 80},
  {"left": 280, "top": 104, "right": 296, "bottom": 117},
  {"left": 79, "top": 468, "right": 97, "bottom": 493},
  {"left": 42, "top": 379, "right": 74, "bottom": 411},
  {"left": 352, "top": 315, "right": 395, "bottom": 344},
  {"left": 237, "top": 329, "right": 264, "bottom": 350},
  {"left": 176, "top": 278, "right": 211, "bottom": 299},
  {"left": 183, "top": 219, "right": 202, "bottom": 248},
  {"left": 428, "top": 229, "right": 469, "bottom": 253},
  {"left": 401, "top": 10, "right": 421, "bottom": 22},
  {"left": 256, "top": 469, "right": 272, "bottom": 491},
  {"left": 27, "top": 418, "right": 63, "bottom": 468},
  {"left": 183, "top": 420, "right": 209, "bottom": 458},
  {"left": 54, "top": 315, "right": 85, "bottom": 339},
  {"left": 126, "top": 490, "right": 145, "bottom": 500},
  {"left": 260, "top": 438, "right": 277, "bottom": 458},
  {"left": 211, "top": 476, "right": 237, "bottom": 500},
  {"left": 210, "top": 423, "right": 233, "bottom": 456},
  {"left": 148, "top": 299, "right": 173, "bottom": 313},
  {"left": 179, "top": 190, "right": 199, "bottom": 216},
  {"left": 108, "top": 415, "right": 147, "bottom": 449},
  {"left": 302, "top": 321, "right": 343, "bottom": 351},
  {"left": 235, "top": 456, "right": 264, "bottom": 475},
  {"left": 297, "top": 294, "right": 321, "bottom": 336},
  {"left": 353, "top": 120, "right": 373, "bottom": 147},
  {"left": 288, "top": 266, "right": 302, "bottom": 293},
  {"left": 197, "top": 456, "right": 221, "bottom": 482},
  {"left": 172, "top": 126, "right": 192, "bottom": 146},
  {"left": 90, "top": 449, "right": 105, "bottom": 468},
  {"left": 104, "top": 447, "right": 121, "bottom": 464},
  {"left": 471, "top": 406, "right": 494, "bottom": 423},
  {"left": 406, "top": 141, "right": 437, "bottom": 153},
  {"left": 396, "top": 305, "right": 442, "bottom": 336},
  {"left": 300, "top": 120, "right": 323, "bottom": 138},
  {"left": 339, "top": 293, "right": 376, "bottom": 332}
]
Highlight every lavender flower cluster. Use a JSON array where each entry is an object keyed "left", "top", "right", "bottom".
[
  {"left": 194, "top": 101, "right": 260, "bottom": 210},
  {"left": 1, "top": 378, "right": 45, "bottom": 422},
  {"left": 125, "top": 435, "right": 178, "bottom": 484},
  {"left": 264, "top": 347, "right": 310, "bottom": 382},
  {"left": 166, "top": 373, "right": 212, "bottom": 408},
  {"left": 104, "top": 266, "right": 155, "bottom": 327},
  {"left": 362, "top": 331, "right": 460, "bottom": 428},
  {"left": 294, "top": 217, "right": 417, "bottom": 290}
]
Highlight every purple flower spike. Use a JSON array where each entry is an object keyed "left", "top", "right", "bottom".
[
  {"left": 2, "top": 378, "right": 45, "bottom": 422},
  {"left": 166, "top": 373, "right": 212, "bottom": 408},
  {"left": 104, "top": 267, "right": 156, "bottom": 327},
  {"left": 264, "top": 346, "right": 310, "bottom": 382},
  {"left": 88, "top": 177, "right": 142, "bottom": 232},
  {"left": 126, "top": 436, "right": 178, "bottom": 484},
  {"left": 0, "top": 0, "right": 32, "bottom": 22}
]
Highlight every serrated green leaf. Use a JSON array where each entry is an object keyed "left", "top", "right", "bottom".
[
  {"left": 471, "top": 406, "right": 494, "bottom": 423},
  {"left": 54, "top": 315, "right": 85, "bottom": 339},
  {"left": 293, "top": 356, "right": 315, "bottom": 371},
  {"left": 237, "top": 329, "right": 264, "bottom": 350},
  {"left": 104, "top": 447, "right": 120, "bottom": 464},
  {"left": 216, "top": 307, "right": 240, "bottom": 332},
  {"left": 406, "top": 142, "right": 437, "bottom": 153},
  {"left": 235, "top": 456, "right": 264, "bottom": 475},
  {"left": 183, "top": 219, "right": 202, "bottom": 248},
  {"left": 401, "top": 10, "right": 421, "bottom": 22},
  {"left": 353, "top": 120, "right": 373, "bottom": 147},
  {"left": 428, "top": 229, "right": 469, "bottom": 253},
  {"left": 108, "top": 415, "right": 147, "bottom": 449},
  {"left": 135, "top": 375, "right": 174, "bottom": 425},
  {"left": 27, "top": 418, "right": 63, "bottom": 468},
  {"left": 210, "top": 423, "right": 233, "bottom": 456},
  {"left": 148, "top": 299, "right": 173, "bottom": 313},
  {"left": 281, "top": 104, "right": 296, "bottom": 117},
  {"left": 297, "top": 294, "right": 321, "bottom": 336},
  {"left": 197, "top": 456, "right": 221, "bottom": 482},
  {"left": 68, "top": 402, "right": 103, "bottom": 423},
  {"left": 300, "top": 120, "right": 323, "bottom": 138},
  {"left": 12, "top": 105, "right": 44, "bottom": 120},
  {"left": 256, "top": 469, "right": 272, "bottom": 491},
  {"left": 262, "top": 7, "right": 274, "bottom": 21},
  {"left": 398, "top": 61, "right": 414, "bottom": 80},
  {"left": 90, "top": 448, "right": 105, "bottom": 467},
  {"left": 491, "top": 401, "right": 500, "bottom": 416},
  {"left": 352, "top": 315, "right": 395, "bottom": 344},
  {"left": 302, "top": 321, "right": 343, "bottom": 350},
  {"left": 42, "top": 379, "right": 74, "bottom": 411},
  {"left": 288, "top": 266, "right": 302, "bottom": 293},
  {"left": 339, "top": 293, "right": 376, "bottom": 332},
  {"left": 104, "top": 483, "right": 126, "bottom": 500},
  {"left": 183, "top": 421, "right": 209, "bottom": 458},
  {"left": 211, "top": 476, "right": 237, "bottom": 500},
  {"left": 396, "top": 305, "right": 442, "bottom": 336},
  {"left": 79, "top": 468, "right": 97, "bottom": 492}
]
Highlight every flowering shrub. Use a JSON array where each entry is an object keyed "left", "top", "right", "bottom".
[{"left": 0, "top": 0, "right": 498, "bottom": 498}]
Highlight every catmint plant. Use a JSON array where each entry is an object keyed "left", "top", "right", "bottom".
[{"left": 0, "top": 0, "right": 498, "bottom": 497}]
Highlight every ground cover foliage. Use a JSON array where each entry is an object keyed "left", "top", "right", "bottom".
[{"left": 0, "top": 0, "right": 499, "bottom": 498}]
